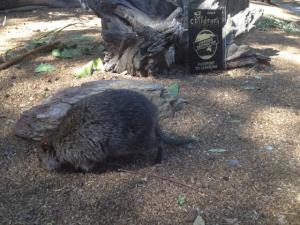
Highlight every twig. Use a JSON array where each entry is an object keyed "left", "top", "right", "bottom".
[
  {"left": 245, "top": 64, "right": 257, "bottom": 75},
  {"left": 0, "top": 22, "right": 78, "bottom": 66},
  {"left": 0, "top": 6, "right": 48, "bottom": 14},
  {"left": 37, "top": 23, "right": 80, "bottom": 43},
  {"left": 280, "top": 212, "right": 298, "bottom": 216},
  {"left": 0, "top": 41, "right": 60, "bottom": 70},
  {"left": 2, "top": 16, "right": 6, "bottom": 27},
  {"left": 118, "top": 168, "right": 203, "bottom": 193}
]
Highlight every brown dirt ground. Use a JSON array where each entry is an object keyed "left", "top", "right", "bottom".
[{"left": 0, "top": 3, "right": 299, "bottom": 225}]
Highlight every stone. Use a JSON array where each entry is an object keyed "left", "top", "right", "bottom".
[{"left": 226, "top": 159, "right": 240, "bottom": 167}]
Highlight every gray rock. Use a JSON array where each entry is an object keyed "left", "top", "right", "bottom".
[
  {"left": 14, "top": 80, "right": 185, "bottom": 141},
  {"left": 226, "top": 159, "right": 240, "bottom": 168},
  {"left": 265, "top": 145, "right": 274, "bottom": 152}
]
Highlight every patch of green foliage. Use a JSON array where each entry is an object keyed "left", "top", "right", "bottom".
[
  {"left": 52, "top": 45, "right": 82, "bottom": 59},
  {"left": 176, "top": 195, "right": 186, "bottom": 206},
  {"left": 167, "top": 83, "right": 179, "bottom": 97},
  {"left": 70, "top": 34, "right": 94, "bottom": 42},
  {"left": 34, "top": 63, "right": 55, "bottom": 73},
  {"left": 26, "top": 39, "right": 48, "bottom": 49},
  {"left": 74, "top": 58, "right": 104, "bottom": 78},
  {"left": 51, "top": 43, "right": 105, "bottom": 59},
  {"left": 256, "top": 16, "right": 300, "bottom": 33}
]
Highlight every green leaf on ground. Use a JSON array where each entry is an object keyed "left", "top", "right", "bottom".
[
  {"left": 177, "top": 195, "right": 186, "bottom": 206},
  {"left": 26, "top": 39, "right": 47, "bottom": 49},
  {"left": 60, "top": 48, "right": 73, "bottom": 58},
  {"left": 168, "top": 83, "right": 179, "bottom": 97},
  {"left": 61, "top": 48, "right": 81, "bottom": 58},
  {"left": 97, "top": 44, "right": 106, "bottom": 52},
  {"left": 34, "top": 63, "right": 55, "bottom": 73},
  {"left": 52, "top": 46, "right": 82, "bottom": 59},
  {"left": 51, "top": 49, "right": 61, "bottom": 57},
  {"left": 75, "top": 59, "right": 96, "bottom": 77},
  {"left": 92, "top": 58, "right": 104, "bottom": 71},
  {"left": 74, "top": 58, "right": 104, "bottom": 78},
  {"left": 208, "top": 148, "right": 227, "bottom": 153},
  {"left": 81, "top": 45, "right": 94, "bottom": 55},
  {"left": 256, "top": 16, "right": 300, "bottom": 33}
]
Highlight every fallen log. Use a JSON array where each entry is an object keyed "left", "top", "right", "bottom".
[{"left": 14, "top": 80, "right": 187, "bottom": 141}]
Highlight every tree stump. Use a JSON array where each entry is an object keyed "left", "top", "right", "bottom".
[
  {"left": 14, "top": 80, "right": 187, "bottom": 141},
  {"left": 86, "top": 0, "right": 263, "bottom": 76}
]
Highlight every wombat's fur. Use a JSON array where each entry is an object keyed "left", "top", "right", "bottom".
[{"left": 39, "top": 89, "right": 193, "bottom": 172}]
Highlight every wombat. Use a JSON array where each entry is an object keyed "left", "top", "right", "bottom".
[{"left": 39, "top": 89, "right": 193, "bottom": 172}]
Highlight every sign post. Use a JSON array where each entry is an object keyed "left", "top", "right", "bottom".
[{"left": 188, "top": 9, "right": 225, "bottom": 73}]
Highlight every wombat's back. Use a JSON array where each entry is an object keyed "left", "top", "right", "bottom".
[{"left": 41, "top": 89, "right": 159, "bottom": 171}]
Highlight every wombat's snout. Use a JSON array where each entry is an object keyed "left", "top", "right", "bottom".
[
  {"left": 40, "top": 154, "right": 61, "bottom": 171},
  {"left": 39, "top": 143, "right": 61, "bottom": 171}
]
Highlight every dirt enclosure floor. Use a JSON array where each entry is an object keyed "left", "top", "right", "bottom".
[{"left": 0, "top": 2, "right": 299, "bottom": 225}]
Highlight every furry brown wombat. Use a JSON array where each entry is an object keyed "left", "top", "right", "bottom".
[{"left": 39, "top": 89, "right": 193, "bottom": 171}]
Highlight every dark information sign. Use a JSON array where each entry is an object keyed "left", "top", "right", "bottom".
[{"left": 188, "top": 9, "right": 224, "bottom": 73}]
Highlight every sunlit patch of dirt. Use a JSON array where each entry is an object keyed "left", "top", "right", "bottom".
[
  {"left": 0, "top": 9, "right": 101, "bottom": 53},
  {"left": 250, "top": 1, "right": 300, "bottom": 21}
]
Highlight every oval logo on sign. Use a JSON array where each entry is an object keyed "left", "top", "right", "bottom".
[{"left": 193, "top": 30, "right": 219, "bottom": 60}]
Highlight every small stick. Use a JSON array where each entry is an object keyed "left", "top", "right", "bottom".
[
  {"left": 0, "top": 41, "right": 60, "bottom": 70},
  {"left": 2, "top": 16, "right": 6, "bottom": 26},
  {"left": 118, "top": 168, "right": 203, "bottom": 193},
  {"left": 0, "top": 6, "right": 48, "bottom": 14}
]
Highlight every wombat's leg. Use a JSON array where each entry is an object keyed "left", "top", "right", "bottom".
[
  {"left": 145, "top": 146, "right": 163, "bottom": 165},
  {"left": 154, "top": 146, "right": 163, "bottom": 164}
]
